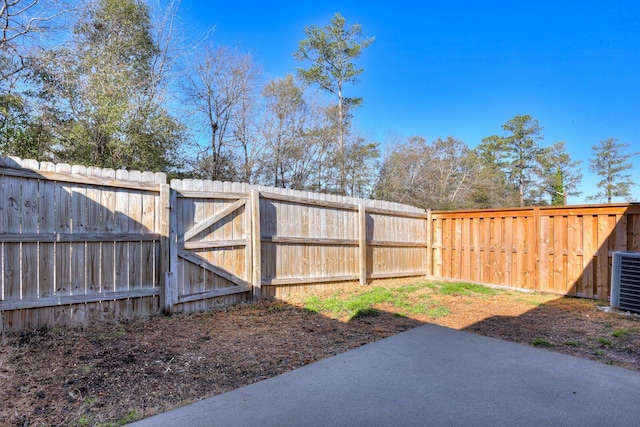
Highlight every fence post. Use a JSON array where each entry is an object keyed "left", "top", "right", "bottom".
[
  {"left": 160, "top": 185, "right": 178, "bottom": 314},
  {"left": 359, "top": 202, "right": 367, "bottom": 285},
  {"left": 251, "top": 189, "right": 262, "bottom": 299},
  {"left": 159, "top": 183, "right": 171, "bottom": 313},
  {"left": 532, "top": 206, "right": 541, "bottom": 293},
  {"left": 426, "top": 209, "right": 432, "bottom": 278}
]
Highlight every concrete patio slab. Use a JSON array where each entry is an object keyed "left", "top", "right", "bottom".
[{"left": 130, "top": 324, "right": 640, "bottom": 426}]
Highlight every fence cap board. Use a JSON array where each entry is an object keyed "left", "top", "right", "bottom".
[
  {"left": 0, "top": 163, "right": 163, "bottom": 191},
  {"left": 540, "top": 204, "right": 640, "bottom": 216},
  {"left": 431, "top": 203, "right": 640, "bottom": 218}
]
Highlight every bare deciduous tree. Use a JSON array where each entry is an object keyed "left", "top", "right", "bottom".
[
  {"left": 375, "top": 136, "right": 502, "bottom": 210},
  {"left": 0, "top": 0, "right": 75, "bottom": 84},
  {"left": 185, "top": 45, "right": 259, "bottom": 181}
]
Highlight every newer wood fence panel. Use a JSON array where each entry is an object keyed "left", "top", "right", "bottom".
[{"left": 429, "top": 204, "right": 640, "bottom": 300}]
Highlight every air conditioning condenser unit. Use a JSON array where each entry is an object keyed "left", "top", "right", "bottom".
[{"left": 611, "top": 251, "right": 640, "bottom": 313}]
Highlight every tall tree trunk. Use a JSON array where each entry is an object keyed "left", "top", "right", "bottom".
[{"left": 338, "top": 86, "right": 345, "bottom": 195}]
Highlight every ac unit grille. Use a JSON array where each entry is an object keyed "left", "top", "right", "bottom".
[{"left": 611, "top": 252, "right": 640, "bottom": 313}]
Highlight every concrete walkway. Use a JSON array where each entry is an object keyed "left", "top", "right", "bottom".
[{"left": 130, "top": 324, "right": 640, "bottom": 426}]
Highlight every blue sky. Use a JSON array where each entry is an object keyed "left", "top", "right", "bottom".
[{"left": 180, "top": 1, "right": 640, "bottom": 203}]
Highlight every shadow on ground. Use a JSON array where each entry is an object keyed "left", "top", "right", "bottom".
[
  {"left": 461, "top": 296, "right": 640, "bottom": 371},
  {"left": 0, "top": 299, "right": 424, "bottom": 426},
  {"left": 4, "top": 285, "right": 640, "bottom": 426}
]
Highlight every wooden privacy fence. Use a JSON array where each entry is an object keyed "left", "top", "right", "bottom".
[
  {"left": 3, "top": 156, "right": 639, "bottom": 332},
  {"left": 0, "top": 157, "right": 427, "bottom": 331},
  {"left": 428, "top": 204, "right": 640, "bottom": 299},
  {"left": 167, "top": 179, "right": 428, "bottom": 313},
  {"left": 0, "top": 157, "right": 168, "bottom": 331}
]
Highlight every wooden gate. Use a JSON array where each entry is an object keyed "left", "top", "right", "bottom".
[{"left": 166, "top": 181, "right": 258, "bottom": 313}]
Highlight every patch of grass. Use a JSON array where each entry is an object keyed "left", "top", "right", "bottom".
[
  {"left": 267, "top": 304, "right": 287, "bottom": 312},
  {"left": 518, "top": 298, "right": 545, "bottom": 307},
  {"left": 402, "top": 302, "right": 431, "bottom": 315},
  {"left": 84, "top": 396, "right": 99, "bottom": 406},
  {"left": 115, "top": 326, "right": 126, "bottom": 337},
  {"left": 598, "top": 338, "right": 612, "bottom": 346},
  {"left": 603, "top": 322, "right": 613, "bottom": 329},
  {"left": 303, "top": 284, "right": 452, "bottom": 320},
  {"left": 346, "top": 287, "right": 396, "bottom": 309},
  {"left": 427, "top": 306, "right": 452, "bottom": 318},
  {"left": 531, "top": 338, "right": 555, "bottom": 348},
  {"left": 395, "top": 282, "right": 431, "bottom": 295},
  {"left": 303, "top": 295, "right": 322, "bottom": 314},
  {"left": 564, "top": 340, "right": 579, "bottom": 347},
  {"left": 612, "top": 329, "right": 627, "bottom": 338},
  {"left": 344, "top": 287, "right": 398, "bottom": 319},
  {"left": 304, "top": 293, "right": 347, "bottom": 317},
  {"left": 420, "top": 282, "right": 439, "bottom": 291},
  {"left": 434, "top": 282, "right": 499, "bottom": 296},
  {"left": 73, "top": 415, "right": 92, "bottom": 426},
  {"left": 97, "top": 410, "right": 139, "bottom": 427}
]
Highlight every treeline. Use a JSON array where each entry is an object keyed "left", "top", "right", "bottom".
[
  {"left": 378, "top": 116, "right": 635, "bottom": 210},
  {"left": 0, "top": 0, "right": 378, "bottom": 197},
  {"left": 1, "top": 0, "right": 636, "bottom": 208}
]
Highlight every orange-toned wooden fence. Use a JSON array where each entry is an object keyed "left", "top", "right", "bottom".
[{"left": 428, "top": 204, "right": 640, "bottom": 299}]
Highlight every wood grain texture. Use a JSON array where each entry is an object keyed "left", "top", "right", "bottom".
[
  {"left": 251, "top": 189, "right": 262, "bottom": 298},
  {"left": 0, "top": 159, "right": 163, "bottom": 330},
  {"left": 429, "top": 205, "right": 640, "bottom": 299}
]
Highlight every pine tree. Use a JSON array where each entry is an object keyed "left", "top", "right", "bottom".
[{"left": 587, "top": 138, "right": 637, "bottom": 203}]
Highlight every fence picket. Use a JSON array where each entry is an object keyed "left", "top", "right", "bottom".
[
  {"left": 38, "top": 162, "right": 57, "bottom": 326},
  {"left": 3, "top": 166, "right": 22, "bottom": 330},
  {"left": 19, "top": 160, "right": 38, "bottom": 328}
]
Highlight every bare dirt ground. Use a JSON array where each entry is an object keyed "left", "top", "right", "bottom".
[{"left": 2, "top": 280, "right": 640, "bottom": 426}]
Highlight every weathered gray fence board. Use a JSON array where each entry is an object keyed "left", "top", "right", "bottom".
[{"left": 0, "top": 158, "right": 165, "bottom": 330}]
